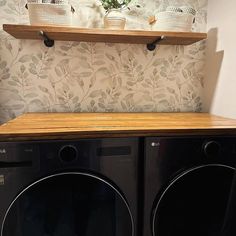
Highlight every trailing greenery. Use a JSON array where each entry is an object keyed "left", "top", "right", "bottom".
[{"left": 100, "top": 0, "right": 132, "bottom": 11}]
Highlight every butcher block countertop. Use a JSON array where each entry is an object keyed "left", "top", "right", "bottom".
[{"left": 0, "top": 113, "right": 236, "bottom": 141}]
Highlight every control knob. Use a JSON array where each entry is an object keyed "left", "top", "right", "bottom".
[
  {"left": 59, "top": 145, "right": 78, "bottom": 163},
  {"left": 203, "top": 141, "right": 221, "bottom": 158}
]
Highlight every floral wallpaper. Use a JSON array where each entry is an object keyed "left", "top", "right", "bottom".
[{"left": 0, "top": 0, "right": 207, "bottom": 124}]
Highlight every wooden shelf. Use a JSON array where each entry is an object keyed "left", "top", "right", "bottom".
[{"left": 3, "top": 24, "right": 207, "bottom": 49}]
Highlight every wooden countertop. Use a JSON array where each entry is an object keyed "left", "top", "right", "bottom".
[{"left": 0, "top": 113, "right": 236, "bottom": 141}]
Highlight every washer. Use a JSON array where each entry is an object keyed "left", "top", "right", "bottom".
[
  {"left": 144, "top": 136, "right": 236, "bottom": 236},
  {"left": 0, "top": 137, "right": 139, "bottom": 236}
]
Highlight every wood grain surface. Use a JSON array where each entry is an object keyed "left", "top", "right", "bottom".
[
  {"left": 0, "top": 113, "right": 236, "bottom": 141},
  {"left": 3, "top": 24, "right": 207, "bottom": 45}
]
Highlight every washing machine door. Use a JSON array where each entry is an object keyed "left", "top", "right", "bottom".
[
  {"left": 1, "top": 172, "right": 133, "bottom": 236},
  {"left": 152, "top": 164, "right": 235, "bottom": 236}
]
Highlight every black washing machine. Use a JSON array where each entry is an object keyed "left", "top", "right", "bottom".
[
  {"left": 144, "top": 136, "right": 236, "bottom": 236},
  {"left": 0, "top": 137, "right": 139, "bottom": 236}
]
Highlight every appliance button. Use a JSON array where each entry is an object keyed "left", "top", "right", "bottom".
[{"left": 59, "top": 145, "right": 78, "bottom": 163}]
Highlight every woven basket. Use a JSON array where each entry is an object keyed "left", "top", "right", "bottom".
[
  {"left": 27, "top": 3, "right": 73, "bottom": 26},
  {"left": 154, "top": 11, "right": 195, "bottom": 32}
]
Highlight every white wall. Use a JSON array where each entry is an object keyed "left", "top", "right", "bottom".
[{"left": 204, "top": 0, "right": 236, "bottom": 118}]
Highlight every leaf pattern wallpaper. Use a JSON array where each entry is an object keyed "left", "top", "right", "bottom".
[{"left": 0, "top": 0, "right": 207, "bottom": 124}]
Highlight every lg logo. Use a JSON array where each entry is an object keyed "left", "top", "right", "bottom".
[{"left": 0, "top": 149, "right": 6, "bottom": 154}]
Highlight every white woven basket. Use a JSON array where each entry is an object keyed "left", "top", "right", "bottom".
[
  {"left": 27, "top": 3, "right": 73, "bottom": 26},
  {"left": 154, "top": 11, "right": 195, "bottom": 32}
]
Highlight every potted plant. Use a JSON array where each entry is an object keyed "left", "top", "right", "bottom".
[{"left": 100, "top": 0, "right": 132, "bottom": 29}]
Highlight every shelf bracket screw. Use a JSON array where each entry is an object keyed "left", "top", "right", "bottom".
[
  {"left": 39, "top": 31, "right": 55, "bottom": 48},
  {"left": 147, "top": 35, "right": 165, "bottom": 51}
]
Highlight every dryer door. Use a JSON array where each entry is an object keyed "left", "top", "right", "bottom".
[
  {"left": 152, "top": 164, "right": 235, "bottom": 236},
  {"left": 1, "top": 173, "right": 133, "bottom": 236}
]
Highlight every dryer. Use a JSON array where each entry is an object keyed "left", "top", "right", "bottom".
[
  {"left": 0, "top": 137, "right": 140, "bottom": 236},
  {"left": 144, "top": 136, "right": 236, "bottom": 236}
]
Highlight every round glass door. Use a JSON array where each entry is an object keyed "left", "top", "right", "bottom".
[
  {"left": 153, "top": 165, "right": 235, "bottom": 236},
  {"left": 2, "top": 173, "right": 133, "bottom": 236}
]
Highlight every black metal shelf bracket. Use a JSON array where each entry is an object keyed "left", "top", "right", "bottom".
[
  {"left": 147, "top": 35, "right": 165, "bottom": 51},
  {"left": 39, "top": 31, "right": 54, "bottom": 47}
]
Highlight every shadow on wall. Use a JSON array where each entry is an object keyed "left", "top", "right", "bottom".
[{"left": 203, "top": 28, "right": 224, "bottom": 112}]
